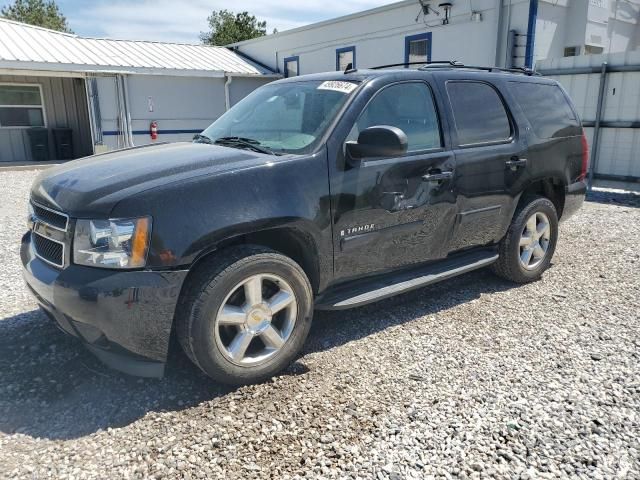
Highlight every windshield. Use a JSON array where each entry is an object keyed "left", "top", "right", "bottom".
[{"left": 199, "top": 80, "right": 359, "bottom": 155}]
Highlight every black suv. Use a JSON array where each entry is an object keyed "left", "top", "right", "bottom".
[{"left": 22, "top": 64, "right": 587, "bottom": 384}]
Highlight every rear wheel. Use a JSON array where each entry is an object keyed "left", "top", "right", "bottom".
[
  {"left": 176, "top": 245, "right": 313, "bottom": 385},
  {"left": 492, "top": 196, "right": 558, "bottom": 283}
]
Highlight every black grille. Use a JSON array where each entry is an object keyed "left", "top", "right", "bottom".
[
  {"left": 32, "top": 203, "right": 68, "bottom": 231},
  {"left": 33, "top": 233, "right": 64, "bottom": 267}
]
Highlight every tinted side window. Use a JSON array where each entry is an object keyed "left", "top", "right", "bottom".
[
  {"left": 446, "top": 81, "right": 511, "bottom": 145},
  {"left": 509, "top": 82, "right": 580, "bottom": 138},
  {"left": 348, "top": 82, "right": 441, "bottom": 152}
]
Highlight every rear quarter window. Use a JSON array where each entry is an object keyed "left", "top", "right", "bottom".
[
  {"left": 446, "top": 81, "right": 512, "bottom": 146},
  {"left": 508, "top": 82, "right": 580, "bottom": 139}
]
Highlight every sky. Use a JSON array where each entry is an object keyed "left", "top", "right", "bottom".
[{"left": 16, "top": 0, "right": 396, "bottom": 44}]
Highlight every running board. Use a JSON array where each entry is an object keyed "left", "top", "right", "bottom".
[{"left": 316, "top": 250, "right": 498, "bottom": 310}]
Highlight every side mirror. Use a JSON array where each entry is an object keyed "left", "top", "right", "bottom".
[{"left": 345, "top": 125, "right": 408, "bottom": 163}]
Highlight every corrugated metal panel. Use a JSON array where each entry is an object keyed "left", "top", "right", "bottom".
[
  {"left": 0, "top": 18, "right": 273, "bottom": 76},
  {"left": 537, "top": 52, "right": 640, "bottom": 179},
  {"left": 0, "top": 75, "right": 92, "bottom": 162}
]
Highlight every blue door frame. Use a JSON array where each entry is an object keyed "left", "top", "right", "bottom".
[
  {"left": 336, "top": 46, "right": 356, "bottom": 71},
  {"left": 524, "top": 0, "right": 538, "bottom": 68},
  {"left": 404, "top": 32, "right": 432, "bottom": 66}
]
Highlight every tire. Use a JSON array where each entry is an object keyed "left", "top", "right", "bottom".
[
  {"left": 176, "top": 245, "right": 313, "bottom": 385},
  {"left": 492, "top": 195, "right": 559, "bottom": 283}
]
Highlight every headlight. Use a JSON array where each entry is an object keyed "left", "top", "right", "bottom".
[{"left": 73, "top": 217, "right": 152, "bottom": 269}]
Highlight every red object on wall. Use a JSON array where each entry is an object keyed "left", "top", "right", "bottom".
[{"left": 150, "top": 121, "right": 158, "bottom": 140}]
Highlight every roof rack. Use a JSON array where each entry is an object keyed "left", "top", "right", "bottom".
[
  {"left": 420, "top": 63, "right": 540, "bottom": 76},
  {"left": 370, "top": 60, "right": 463, "bottom": 70},
  {"left": 369, "top": 60, "right": 540, "bottom": 76}
]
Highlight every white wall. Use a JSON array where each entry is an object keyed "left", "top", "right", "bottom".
[
  {"left": 95, "top": 74, "right": 272, "bottom": 150},
  {"left": 607, "top": 0, "right": 640, "bottom": 53},
  {"left": 534, "top": 0, "right": 640, "bottom": 65},
  {"left": 228, "top": 77, "right": 269, "bottom": 106},
  {"left": 535, "top": 0, "right": 571, "bottom": 61},
  {"left": 233, "top": 0, "right": 640, "bottom": 75},
  {"left": 494, "top": 0, "right": 531, "bottom": 68},
  {"left": 127, "top": 75, "right": 226, "bottom": 145},
  {"left": 234, "top": 0, "right": 517, "bottom": 73},
  {"left": 564, "top": 0, "right": 589, "bottom": 50}
]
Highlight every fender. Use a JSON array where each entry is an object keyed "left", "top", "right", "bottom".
[
  {"left": 189, "top": 221, "right": 323, "bottom": 293},
  {"left": 110, "top": 150, "right": 334, "bottom": 288}
]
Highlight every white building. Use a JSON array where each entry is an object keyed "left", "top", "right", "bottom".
[
  {"left": 228, "top": 0, "right": 640, "bottom": 183},
  {"left": 1, "top": 3, "right": 638, "bottom": 182},
  {"left": 0, "top": 19, "right": 278, "bottom": 163},
  {"left": 230, "top": 0, "right": 640, "bottom": 75}
]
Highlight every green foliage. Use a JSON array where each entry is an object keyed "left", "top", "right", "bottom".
[
  {"left": 1, "top": 0, "right": 72, "bottom": 33},
  {"left": 200, "top": 10, "right": 269, "bottom": 46}
]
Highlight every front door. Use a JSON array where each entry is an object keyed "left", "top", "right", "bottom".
[{"left": 329, "top": 80, "right": 458, "bottom": 283}]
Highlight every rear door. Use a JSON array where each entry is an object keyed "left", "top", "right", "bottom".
[
  {"left": 437, "top": 77, "right": 529, "bottom": 252},
  {"left": 506, "top": 80, "right": 583, "bottom": 184},
  {"left": 328, "top": 79, "right": 458, "bottom": 283}
]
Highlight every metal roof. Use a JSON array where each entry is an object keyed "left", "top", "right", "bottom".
[{"left": 0, "top": 18, "right": 277, "bottom": 77}]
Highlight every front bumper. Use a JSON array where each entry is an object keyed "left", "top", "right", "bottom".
[
  {"left": 561, "top": 180, "right": 587, "bottom": 222},
  {"left": 21, "top": 232, "right": 188, "bottom": 377}
]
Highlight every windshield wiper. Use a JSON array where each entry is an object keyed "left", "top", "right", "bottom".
[
  {"left": 214, "top": 136, "right": 278, "bottom": 156},
  {"left": 192, "top": 133, "right": 215, "bottom": 144}
]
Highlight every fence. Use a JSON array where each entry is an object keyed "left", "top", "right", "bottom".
[{"left": 537, "top": 52, "right": 640, "bottom": 185}]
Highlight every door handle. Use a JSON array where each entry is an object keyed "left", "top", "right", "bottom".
[
  {"left": 505, "top": 158, "right": 527, "bottom": 170},
  {"left": 422, "top": 170, "right": 453, "bottom": 182}
]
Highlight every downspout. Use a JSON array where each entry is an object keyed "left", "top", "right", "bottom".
[
  {"left": 114, "top": 75, "right": 126, "bottom": 149},
  {"left": 224, "top": 73, "right": 233, "bottom": 111},
  {"left": 83, "top": 75, "right": 97, "bottom": 155},
  {"left": 524, "top": 0, "right": 538, "bottom": 69},
  {"left": 121, "top": 75, "right": 134, "bottom": 147}
]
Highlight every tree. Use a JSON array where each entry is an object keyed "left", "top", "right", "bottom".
[
  {"left": 1, "top": 0, "right": 72, "bottom": 33},
  {"left": 200, "top": 10, "right": 270, "bottom": 46}
]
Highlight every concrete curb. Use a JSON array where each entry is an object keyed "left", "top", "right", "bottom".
[{"left": 0, "top": 162, "right": 64, "bottom": 172}]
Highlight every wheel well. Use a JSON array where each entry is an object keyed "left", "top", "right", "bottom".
[
  {"left": 520, "top": 178, "right": 565, "bottom": 218},
  {"left": 188, "top": 228, "right": 321, "bottom": 294}
]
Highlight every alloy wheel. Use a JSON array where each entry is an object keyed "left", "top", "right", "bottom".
[
  {"left": 214, "top": 274, "right": 297, "bottom": 366},
  {"left": 518, "top": 211, "right": 551, "bottom": 270}
]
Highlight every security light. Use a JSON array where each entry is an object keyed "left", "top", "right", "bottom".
[{"left": 439, "top": 2, "right": 452, "bottom": 25}]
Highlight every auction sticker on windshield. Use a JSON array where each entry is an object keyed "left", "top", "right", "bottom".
[{"left": 317, "top": 81, "right": 358, "bottom": 94}]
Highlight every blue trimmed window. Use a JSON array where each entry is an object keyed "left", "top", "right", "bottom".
[
  {"left": 336, "top": 46, "right": 356, "bottom": 71},
  {"left": 404, "top": 33, "right": 432, "bottom": 67},
  {"left": 284, "top": 56, "right": 299, "bottom": 78}
]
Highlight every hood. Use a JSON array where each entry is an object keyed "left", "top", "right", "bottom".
[{"left": 31, "top": 142, "right": 267, "bottom": 217}]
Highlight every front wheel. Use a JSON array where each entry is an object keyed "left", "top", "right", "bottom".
[
  {"left": 492, "top": 195, "right": 559, "bottom": 283},
  {"left": 176, "top": 245, "right": 313, "bottom": 385}
]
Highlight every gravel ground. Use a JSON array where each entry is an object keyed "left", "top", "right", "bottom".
[{"left": 0, "top": 169, "right": 639, "bottom": 479}]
